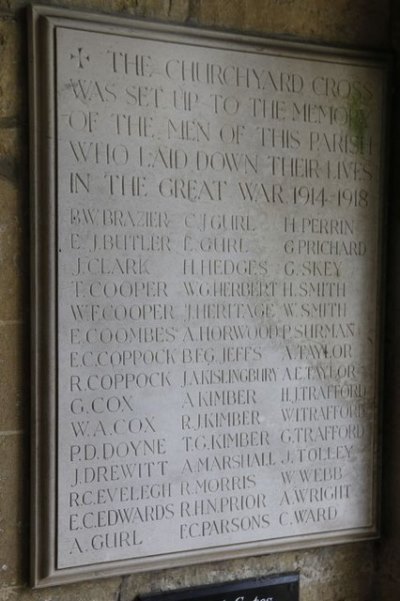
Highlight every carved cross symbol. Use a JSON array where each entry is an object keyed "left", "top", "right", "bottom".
[{"left": 70, "top": 48, "right": 90, "bottom": 69}]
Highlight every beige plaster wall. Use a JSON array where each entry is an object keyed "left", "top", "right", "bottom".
[{"left": 0, "top": 1, "right": 394, "bottom": 600}]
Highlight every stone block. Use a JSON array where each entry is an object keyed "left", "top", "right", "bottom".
[
  {"left": 28, "top": 0, "right": 190, "bottom": 21},
  {"left": 191, "top": 0, "right": 390, "bottom": 47},
  {"left": 0, "top": 127, "right": 23, "bottom": 183},
  {"left": 121, "top": 545, "right": 375, "bottom": 601},
  {"left": 0, "top": 1, "right": 392, "bottom": 599},
  {"left": 0, "top": 522, "right": 27, "bottom": 587},
  {"left": 0, "top": 323, "right": 28, "bottom": 432},
  {"left": 0, "top": 434, "right": 27, "bottom": 587},
  {"left": 0, "top": 578, "right": 122, "bottom": 601},
  {"left": 0, "top": 2, "right": 27, "bottom": 15},
  {"left": 0, "top": 175, "right": 28, "bottom": 322},
  {"left": 0, "top": 18, "right": 24, "bottom": 120},
  {"left": 125, "top": 0, "right": 190, "bottom": 20}
]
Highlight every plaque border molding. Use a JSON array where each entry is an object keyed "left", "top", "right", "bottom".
[{"left": 29, "top": 4, "right": 390, "bottom": 587}]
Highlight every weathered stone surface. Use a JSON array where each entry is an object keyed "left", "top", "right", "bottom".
[
  {"left": 0, "top": 176, "right": 27, "bottom": 322},
  {"left": 0, "top": 523, "right": 27, "bottom": 588},
  {"left": 0, "top": 127, "right": 23, "bottom": 182},
  {"left": 0, "top": 19, "right": 23, "bottom": 120},
  {"left": 0, "top": 578, "right": 122, "bottom": 601},
  {"left": 5, "top": 0, "right": 191, "bottom": 21},
  {"left": 120, "top": 544, "right": 375, "bottom": 601},
  {"left": 116, "top": 0, "right": 189, "bottom": 20},
  {"left": 191, "top": 0, "right": 390, "bottom": 47},
  {"left": 0, "top": 0, "right": 395, "bottom": 599},
  {"left": 0, "top": 324, "right": 27, "bottom": 432},
  {"left": 0, "top": 434, "right": 27, "bottom": 587}
]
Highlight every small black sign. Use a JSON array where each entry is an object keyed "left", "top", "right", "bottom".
[{"left": 139, "top": 573, "right": 299, "bottom": 601}]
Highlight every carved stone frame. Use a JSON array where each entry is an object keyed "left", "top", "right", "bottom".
[{"left": 29, "top": 4, "right": 390, "bottom": 587}]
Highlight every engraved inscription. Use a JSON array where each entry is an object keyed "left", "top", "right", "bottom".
[{"left": 54, "top": 25, "right": 384, "bottom": 569}]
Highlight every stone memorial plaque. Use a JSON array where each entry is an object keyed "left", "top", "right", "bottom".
[
  {"left": 139, "top": 573, "right": 299, "bottom": 601},
  {"left": 30, "top": 5, "right": 389, "bottom": 587}
]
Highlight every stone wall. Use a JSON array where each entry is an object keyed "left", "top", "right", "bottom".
[{"left": 0, "top": 1, "right": 395, "bottom": 600}]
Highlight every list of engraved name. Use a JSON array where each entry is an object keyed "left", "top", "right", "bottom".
[{"left": 56, "top": 28, "right": 382, "bottom": 567}]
